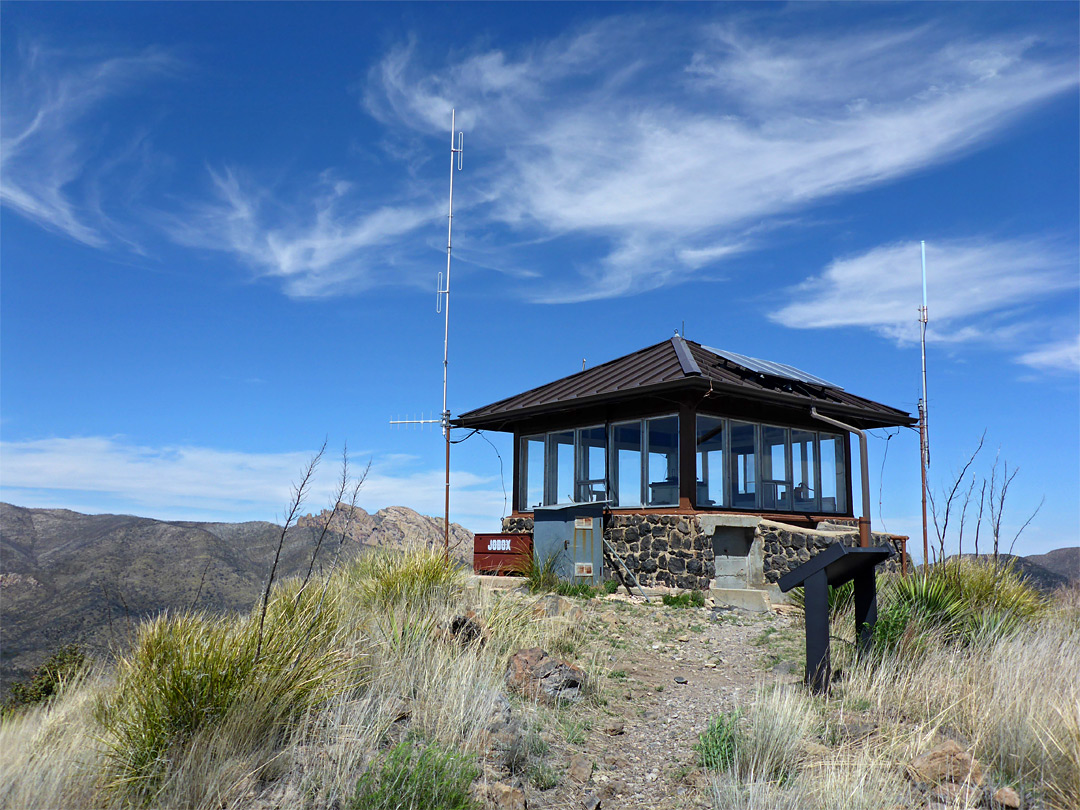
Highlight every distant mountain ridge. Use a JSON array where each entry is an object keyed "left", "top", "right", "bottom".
[{"left": 0, "top": 502, "right": 473, "bottom": 694}]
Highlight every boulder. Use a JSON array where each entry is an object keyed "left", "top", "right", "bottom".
[
  {"left": 532, "top": 594, "right": 569, "bottom": 618},
  {"left": 506, "top": 647, "right": 588, "bottom": 704},
  {"left": 600, "top": 719, "right": 624, "bottom": 736},
  {"left": 449, "top": 612, "right": 485, "bottom": 646},
  {"left": 569, "top": 754, "right": 593, "bottom": 783},
  {"left": 906, "top": 740, "right": 984, "bottom": 787},
  {"left": 487, "top": 781, "right": 528, "bottom": 810}
]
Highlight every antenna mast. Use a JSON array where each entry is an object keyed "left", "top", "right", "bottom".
[
  {"left": 919, "top": 240, "right": 930, "bottom": 567},
  {"left": 390, "top": 111, "right": 462, "bottom": 564},
  {"left": 439, "top": 111, "right": 464, "bottom": 561}
]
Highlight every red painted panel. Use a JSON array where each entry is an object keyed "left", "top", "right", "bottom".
[{"left": 473, "top": 533, "right": 532, "bottom": 575}]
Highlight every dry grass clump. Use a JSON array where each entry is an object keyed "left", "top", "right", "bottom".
[
  {"left": 845, "top": 612, "right": 1080, "bottom": 809},
  {"left": 0, "top": 671, "right": 108, "bottom": 809},
  {"left": 706, "top": 563, "right": 1077, "bottom": 810},
  {"left": 705, "top": 685, "right": 907, "bottom": 809},
  {"left": 0, "top": 548, "right": 570, "bottom": 810}
]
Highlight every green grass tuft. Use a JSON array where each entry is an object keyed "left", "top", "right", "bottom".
[
  {"left": 351, "top": 739, "right": 479, "bottom": 810},
  {"left": 352, "top": 547, "right": 465, "bottom": 610},
  {"left": 872, "top": 556, "right": 1049, "bottom": 654},
  {"left": 696, "top": 711, "right": 740, "bottom": 771},
  {"left": 662, "top": 590, "right": 706, "bottom": 608}
]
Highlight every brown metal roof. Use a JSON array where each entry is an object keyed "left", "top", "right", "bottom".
[{"left": 456, "top": 337, "right": 915, "bottom": 431}]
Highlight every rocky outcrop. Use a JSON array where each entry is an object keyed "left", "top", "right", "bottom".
[
  {"left": 297, "top": 503, "right": 472, "bottom": 563},
  {"left": 506, "top": 647, "right": 588, "bottom": 704}
]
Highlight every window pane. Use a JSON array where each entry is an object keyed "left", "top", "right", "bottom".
[
  {"left": 646, "top": 415, "right": 679, "bottom": 506},
  {"left": 576, "top": 426, "right": 607, "bottom": 503},
  {"left": 520, "top": 435, "right": 545, "bottom": 510},
  {"left": 819, "top": 433, "right": 847, "bottom": 513},
  {"left": 696, "top": 415, "right": 724, "bottom": 507},
  {"left": 729, "top": 421, "right": 757, "bottom": 509},
  {"left": 610, "top": 421, "right": 642, "bottom": 507},
  {"left": 550, "top": 431, "right": 574, "bottom": 505},
  {"left": 761, "top": 425, "right": 790, "bottom": 510},
  {"left": 791, "top": 430, "right": 817, "bottom": 511}
]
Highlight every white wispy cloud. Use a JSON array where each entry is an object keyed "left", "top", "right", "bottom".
[
  {"left": 364, "top": 15, "right": 1077, "bottom": 302},
  {"left": 165, "top": 168, "right": 441, "bottom": 297},
  {"left": 769, "top": 237, "right": 1078, "bottom": 364},
  {"left": 0, "top": 43, "right": 176, "bottom": 246},
  {"left": 3, "top": 14, "right": 1074, "bottom": 305},
  {"left": 1017, "top": 337, "right": 1080, "bottom": 374},
  {"left": 0, "top": 436, "right": 504, "bottom": 529}
]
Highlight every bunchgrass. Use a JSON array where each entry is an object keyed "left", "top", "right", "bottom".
[
  {"left": 696, "top": 711, "right": 740, "bottom": 771},
  {"left": 350, "top": 547, "right": 465, "bottom": 610},
  {"left": 0, "top": 546, "right": 574, "bottom": 810},
  {"left": 351, "top": 739, "right": 478, "bottom": 810},
  {"left": 96, "top": 579, "right": 349, "bottom": 804}
]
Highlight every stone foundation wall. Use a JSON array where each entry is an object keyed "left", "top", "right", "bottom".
[
  {"left": 500, "top": 514, "right": 907, "bottom": 592},
  {"left": 603, "top": 515, "right": 714, "bottom": 591},
  {"left": 757, "top": 522, "right": 908, "bottom": 584}
]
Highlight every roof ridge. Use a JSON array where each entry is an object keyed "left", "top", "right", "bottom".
[{"left": 671, "top": 335, "right": 702, "bottom": 376}]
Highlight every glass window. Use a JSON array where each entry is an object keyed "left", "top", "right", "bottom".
[
  {"left": 729, "top": 421, "right": 757, "bottom": 509},
  {"left": 646, "top": 415, "right": 680, "bottom": 506},
  {"left": 575, "top": 426, "right": 607, "bottom": 503},
  {"left": 819, "top": 433, "right": 847, "bottom": 513},
  {"left": 548, "top": 431, "right": 574, "bottom": 505},
  {"left": 696, "top": 415, "right": 725, "bottom": 507},
  {"left": 760, "top": 425, "right": 790, "bottom": 511},
  {"left": 791, "top": 430, "right": 817, "bottom": 511},
  {"left": 520, "top": 434, "right": 545, "bottom": 509},
  {"left": 610, "top": 421, "right": 642, "bottom": 507}
]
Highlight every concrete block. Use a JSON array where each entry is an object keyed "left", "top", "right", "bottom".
[{"left": 710, "top": 587, "right": 772, "bottom": 612}]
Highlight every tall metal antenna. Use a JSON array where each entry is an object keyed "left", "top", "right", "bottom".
[
  {"left": 391, "top": 110, "right": 463, "bottom": 563},
  {"left": 919, "top": 239, "right": 930, "bottom": 567}
]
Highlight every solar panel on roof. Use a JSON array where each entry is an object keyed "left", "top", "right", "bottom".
[{"left": 702, "top": 346, "right": 843, "bottom": 390}]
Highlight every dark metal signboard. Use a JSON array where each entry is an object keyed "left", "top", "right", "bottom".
[{"left": 779, "top": 543, "right": 894, "bottom": 693}]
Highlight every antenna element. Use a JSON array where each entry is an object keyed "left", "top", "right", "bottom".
[
  {"left": 391, "top": 110, "right": 463, "bottom": 562},
  {"left": 919, "top": 240, "right": 930, "bottom": 567}
]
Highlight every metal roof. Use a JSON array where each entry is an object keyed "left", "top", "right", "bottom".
[{"left": 456, "top": 336, "right": 914, "bottom": 430}]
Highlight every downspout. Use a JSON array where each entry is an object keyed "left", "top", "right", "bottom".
[{"left": 811, "top": 408, "right": 871, "bottom": 548}]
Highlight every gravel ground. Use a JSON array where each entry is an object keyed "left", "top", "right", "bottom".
[{"left": 517, "top": 594, "right": 804, "bottom": 810}]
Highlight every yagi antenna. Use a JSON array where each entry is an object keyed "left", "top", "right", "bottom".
[{"left": 390, "top": 109, "right": 463, "bottom": 562}]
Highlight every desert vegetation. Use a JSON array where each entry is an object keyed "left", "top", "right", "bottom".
[
  {"left": 701, "top": 558, "right": 1078, "bottom": 810},
  {"left": 0, "top": 545, "right": 585, "bottom": 810}
]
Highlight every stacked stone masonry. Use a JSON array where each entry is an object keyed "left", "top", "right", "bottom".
[{"left": 500, "top": 514, "right": 906, "bottom": 591}]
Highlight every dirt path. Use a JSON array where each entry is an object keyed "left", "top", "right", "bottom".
[{"left": 522, "top": 595, "right": 804, "bottom": 809}]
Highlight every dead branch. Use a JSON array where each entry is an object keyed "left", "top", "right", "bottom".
[{"left": 255, "top": 440, "right": 325, "bottom": 665}]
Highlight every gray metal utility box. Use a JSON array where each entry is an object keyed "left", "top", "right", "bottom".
[{"left": 532, "top": 502, "right": 605, "bottom": 584}]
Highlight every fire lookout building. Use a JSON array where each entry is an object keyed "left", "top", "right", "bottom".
[{"left": 457, "top": 337, "right": 915, "bottom": 603}]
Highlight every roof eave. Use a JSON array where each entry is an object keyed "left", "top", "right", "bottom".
[{"left": 455, "top": 376, "right": 914, "bottom": 432}]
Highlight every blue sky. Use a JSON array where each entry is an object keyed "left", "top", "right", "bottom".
[{"left": 2, "top": 2, "right": 1077, "bottom": 561}]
